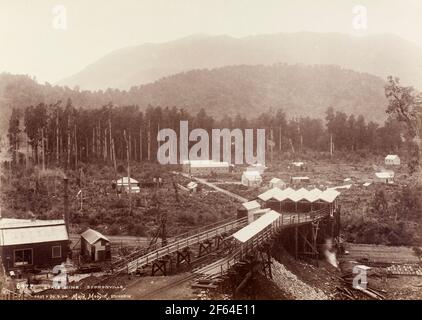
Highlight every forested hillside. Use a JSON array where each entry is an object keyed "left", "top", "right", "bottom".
[{"left": 0, "top": 64, "right": 388, "bottom": 135}]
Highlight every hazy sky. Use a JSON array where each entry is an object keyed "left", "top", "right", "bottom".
[{"left": 1, "top": 0, "right": 421, "bottom": 83}]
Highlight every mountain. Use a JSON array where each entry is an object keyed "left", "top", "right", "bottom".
[
  {"left": 57, "top": 32, "right": 422, "bottom": 90},
  {"left": 126, "top": 64, "right": 387, "bottom": 121},
  {"left": 0, "top": 64, "right": 388, "bottom": 137}
]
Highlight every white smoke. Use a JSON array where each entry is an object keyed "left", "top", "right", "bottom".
[{"left": 322, "top": 238, "right": 338, "bottom": 268}]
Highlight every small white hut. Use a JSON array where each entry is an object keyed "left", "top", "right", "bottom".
[
  {"left": 385, "top": 155, "right": 400, "bottom": 166},
  {"left": 375, "top": 171, "right": 394, "bottom": 184},
  {"left": 115, "top": 177, "right": 140, "bottom": 193},
  {"left": 241, "top": 171, "right": 262, "bottom": 187},
  {"left": 269, "top": 178, "right": 286, "bottom": 189}
]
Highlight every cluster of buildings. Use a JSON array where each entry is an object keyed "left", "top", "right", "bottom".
[
  {"left": 0, "top": 218, "right": 111, "bottom": 275},
  {"left": 239, "top": 187, "right": 341, "bottom": 223}
]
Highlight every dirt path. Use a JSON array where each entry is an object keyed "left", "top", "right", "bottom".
[{"left": 174, "top": 171, "right": 248, "bottom": 202}]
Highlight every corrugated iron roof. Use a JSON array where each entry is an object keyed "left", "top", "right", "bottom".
[
  {"left": 258, "top": 187, "right": 340, "bottom": 204},
  {"left": 375, "top": 171, "right": 394, "bottom": 179},
  {"left": 289, "top": 187, "right": 309, "bottom": 202},
  {"left": 0, "top": 220, "right": 68, "bottom": 246},
  {"left": 81, "top": 228, "right": 109, "bottom": 244},
  {"left": 116, "top": 177, "right": 139, "bottom": 185},
  {"left": 185, "top": 160, "right": 229, "bottom": 168},
  {"left": 187, "top": 181, "right": 198, "bottom": 189},
  {"left": 303, "top": 188, "right": 323, "bottom": 202},
  {"left": 274, "top": 187, "right": 295, "bottom": 201},
  {"left": 242, "top": 200, "right": 261, "bottom": 211},
  {"left": 319, "top": 189, "right": 341, "bottom": 203},
  {"left": 0, "top": 218, "right": 65, "bottom": 229},
  {"left": 257, "top": 187, "right": 283, "bottom": 201},
  {"left": 232, "top": 210, "right": 280, "bottom": 243},
  {"left": 242, "top": 170, "right": 261, "bottom": 178},
  {"left": 270, "top": 177, "right": 285, "bottom": 184}
]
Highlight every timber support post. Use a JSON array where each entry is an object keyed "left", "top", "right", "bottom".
[
  {"left": 176, "top": 247, "right": 191, "bottom": 269},
  {"left": 151, "top": 258, "right": 168, "bottom": 276},
  {"left": 198, "top": 239, "right": 213, "bottom": 257},
  {"left": 260, "top": 243, "right": 272, "bottom": 279}
]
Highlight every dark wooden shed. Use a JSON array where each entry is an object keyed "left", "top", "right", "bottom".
[{"left": 0, "top": 218, "right": 70, "bottom": 272}]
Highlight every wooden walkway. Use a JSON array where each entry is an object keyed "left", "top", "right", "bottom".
[
  {"left": 194, "top": 208, "right": 330, "bottom": 277},
  {"left": 121, "top": 217, "right": 248, "bottom": 273}
]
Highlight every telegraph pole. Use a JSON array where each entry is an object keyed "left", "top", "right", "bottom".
[{"left": 123, "top": 130, "right": 132, "bottom": 214}]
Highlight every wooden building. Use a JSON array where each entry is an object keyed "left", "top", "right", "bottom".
[
  {"left": 290, "top": 176, "right": 310, "bottom": 185},
  {"left": 237, "top": 200, "right": 269, "bottom": 223},
  {"left": 114, "top": 177, "right": 140, "bottom": 193},
  {"left": 182, "top": 160, "right": 230, "bottom": 175},
  {"left": 385, "top": 154, "right": 400, "bottom": 166},
  {"left": 80, "top": 228, "right": 111, "bottom": 262},
  {"left": 0, "top": 219, "right": 70, "bottom": 272},
  {"left": 375, "top": 171, "right": 394, "bottom": 184},
  {"left": 269, "top": 177, "right": 286, "bottom": 189},
  {"left": 257, "top": 187, "right": 340, "bottom": 215},
  {"left": 241, "top": 170, "right": 262, "bottom": 187}
]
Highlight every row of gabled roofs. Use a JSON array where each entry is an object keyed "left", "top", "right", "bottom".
[{"left": 257, "top": 187, "right": 340, "bottom": 203}]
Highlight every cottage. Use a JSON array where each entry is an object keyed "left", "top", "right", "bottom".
[
  {"left": 241, "top": 170, "right": 262, "bottom": 187},
  {"left": 80, "top": 228, "right": 111, "bottom": 262},
  {"left": 375, "top": 171, "right": 394, "bottom": 184},
  {"left": 182, "top": 160, "right": 230, "bottom": 175},
  {"left": 115, "top": 177, "right": 140, "bottom": 193},
  {"left": 385, "top": 155, "right": 400, "bottom": 166},
  {"left": 0, "top": 218, "right": 69, "bottom": 272},
  {"left": 269, "top": 177, "right": 286, "bottom": 189}
]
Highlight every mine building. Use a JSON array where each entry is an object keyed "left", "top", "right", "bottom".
[
  {"left": 114, "top": 177, "right": 140, "bottom": 193},
  {"left": 182, "top": 160, "right": 230, "bottom": 175},
  {"left": 241, "top": 170, "right": 262, "bottom": 187},
  {"left": 237, "top": 200, "right": 261, "bottom": 221},
  {"left": 291, "top": 161, "right": 305, "bottom": 171},
  {"left": 375, "top": 171, "right": 394, "bottom": 184},
  {"left": 385, "top": 154, "right": 400, "bottom": 166},
  {"left": 80, "top": 228, "right": 111, "bottom": 262},
  {"left": 269, "top": 177, "right": 286, "bottom": 189},
  {"left": 0, "top": 218, "right": 70, "bottom": 272},
  {"left": 257, "top": 187, "right": 340, "bottom": 215},
  {"left": 290, "top": 176, "right": 310, "bottom": 185}
]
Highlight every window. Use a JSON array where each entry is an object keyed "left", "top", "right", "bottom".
[
  {"left": 52, "top": 246, "right": 62, "bottom": 259},
  {"left": 14, "top": 249, "right": 33, "bottom": 266}
]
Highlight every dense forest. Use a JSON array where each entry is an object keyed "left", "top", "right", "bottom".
[
  {"left": 0, "top": 64, "right": 388, "bottom": 136},
  {"left": 6, "top": 100, "right": 407, "bottom": 169}
]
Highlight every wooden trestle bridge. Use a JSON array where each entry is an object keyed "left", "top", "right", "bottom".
[{"left": 116, "top": 201, "right": 340, "bottom": 282}]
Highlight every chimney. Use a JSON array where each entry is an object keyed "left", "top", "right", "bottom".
[{"left": 63, "top": 176, "right": 69, "bottom": 233}]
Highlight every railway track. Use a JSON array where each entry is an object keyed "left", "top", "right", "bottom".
[{"left": 127, "top": 245, "right": 238, "bottom": 299}]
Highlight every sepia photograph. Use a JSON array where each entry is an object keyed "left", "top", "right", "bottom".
[{"left": 0, "top": 0, "right": 422, "bottom": 307}]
